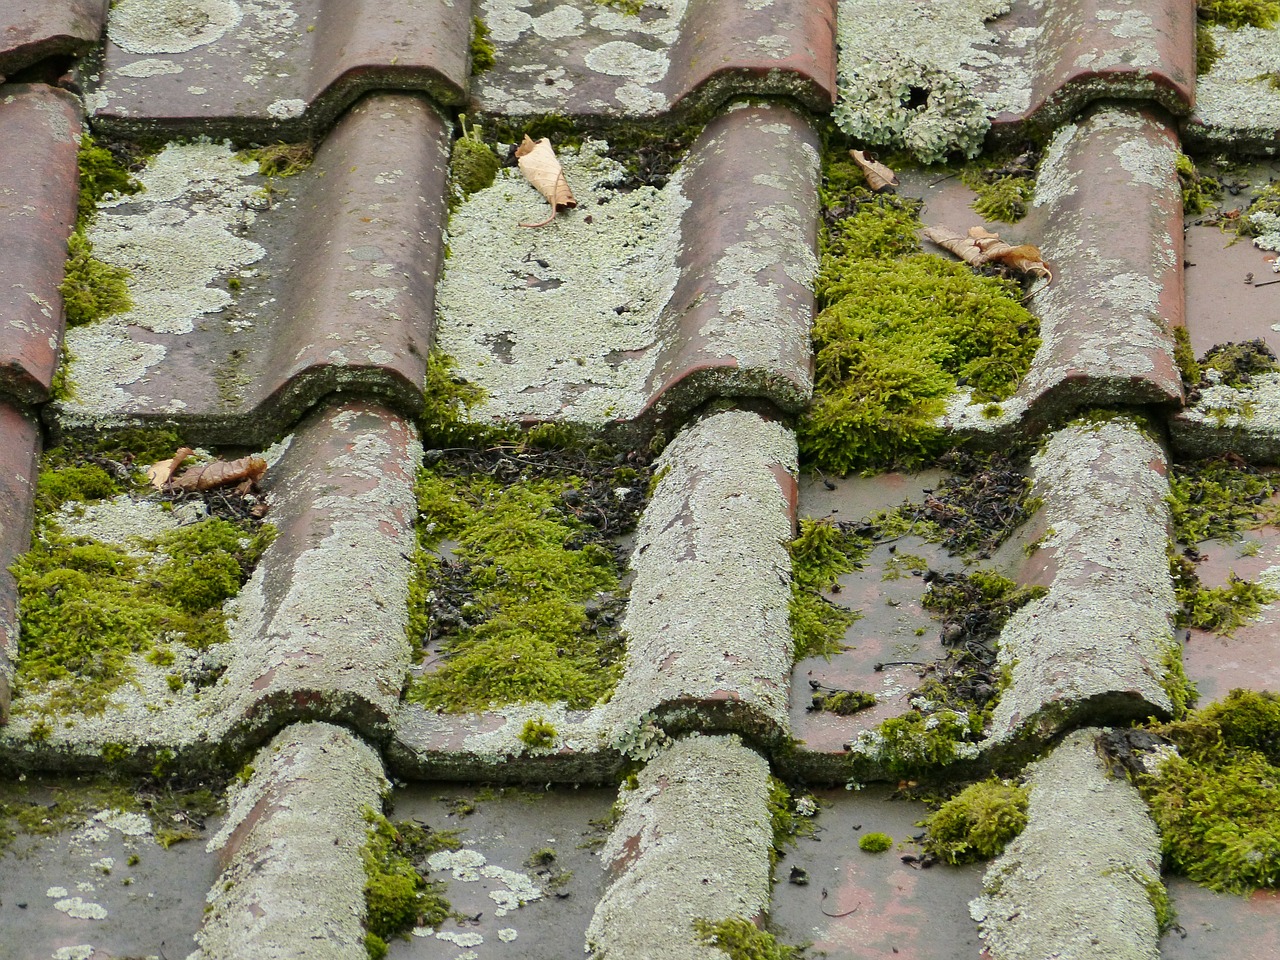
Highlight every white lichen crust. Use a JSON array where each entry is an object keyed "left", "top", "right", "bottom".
[
  {"left": 586, "top": 734, "right": 773, "bottom": 959},
  {"left": 834, "top": 0, "right": 1033, "bottom": 162},
  {"left": 194, "top": 722, "right": 387, "bottom": 960},
  {"left": 1192, "top": 24, "right": 1280, "bottom": 148},
  {"left": 989, "top": 419, "right": 1176, "bottom": 743},
  {"left": 970, "top": 728, "right": 1162, "bottom": 960},
  {"left": 1172, "top": 374, "right": 1280, "bottom": 461},
  {"left": 604, "top": 409, "right": 796, "bottom": 735}
]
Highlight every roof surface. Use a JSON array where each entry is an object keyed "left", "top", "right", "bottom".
[{"left": 2, "top": 0, "right": 1280, "bottom": 958}]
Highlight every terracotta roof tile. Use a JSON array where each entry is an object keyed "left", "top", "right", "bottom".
[
  {"left": 0, "top": 0, "right": 107, "bottom": 77},
  {"left": 0, "top": 401, "right": 39, "bottom": 724}
]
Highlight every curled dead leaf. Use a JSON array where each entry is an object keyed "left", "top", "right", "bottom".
[
  {"left": 850, "top": 149, "right": 898, "bottom": 193},
  {"left": 163, "top": 453, "right": 268, "bottom": 494},
  {"left": 515, "top": 135, "right": 577, "bottom": 228},
  {"left": 147, "top": 447, "right": 194, "bottom": 490},
  {"left": 924, "top": 225, "right": 1052, "bottom": 283}
]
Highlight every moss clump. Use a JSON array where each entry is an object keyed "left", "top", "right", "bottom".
[
  {"left": 858, "top": 831, "right": 894, "bottom": 853},
  {"left": 1132, "top": 690, "right": 1280, "bottom": 892},
  {"left": 802, "top": 159, "right": 1039, "bottom": 473},
  {"left": 1173, "top": 326, "right": 1201, "bottom": 384},
  {"left": 362, "top": 810, "right": 459, "bottom": 956},
  {"left": 60, "top": 230, "right": 133, "bottom": 326},
  {"left": 35, "top": 462, "right": 121, "bottom": 514},
  {"left": 1161, "top": 644, "right": 1201, "bottom": 720},
  {"left": 12, "top": 515, "right": 273, "bottom": 715},
  {"left": 595, "top": 0, "right": 645, "bottom": 13},
  {"left": 1177, "top": 154, "right": 1222, "bottom": 216},
  {"left": 1197, "top": 0, "right": 1280, "bottom": 28},
  {"left": 1196, "top": 23, "right": 1222, "bottom": 73},
  {"left": 921, "top": 570, "right": 1046, "bottom": 642},
  {"left": 519, "top": 717, "right": 557, "bottom": 749},
  {"left": 241, "top": 142, "right": 313, "bottom": 177},
  {"left": 1168, "top": 458, "right": 1280, "bottom": 545},
  {"left": 407, "top": 473, "right": 625, "bottom": 711},
  {"left": 470, "top": 16, "right": 496, "bottom": 73},
  {"left": 449, "top": 117, "right": 501, "bottom": 202},
  {"left": 961, "top": 162, "right": 1036, "bottom": 224},
  {"left": 75, "top": 136, "right": 142, "bottom": 226},
  {"left": 1198, "top": 339, "right": 1280, "bottom": 387},
  {"left": 419, "top": 351, "right": 491, "bottom": 448},
  {"left": 766, "top": 777, "right": 815, "bottom": 869},
  {"left": 812, "top": 689, "right": 877, "bottom": 715},
  {"left": 694, "top": 918, "right": 802, "bottom": 960},
  {"left": 787, "top": 519, "right": 871, "bottom": 661},
  {"left": 921, "top": 778, "right": 1029, "bottom": 864},
  {"left": 864, "top": 709, "right": 981, "bottom": 778},
  {"left": 1171, "top": 553, "right": 1278, "bottom": 635}
]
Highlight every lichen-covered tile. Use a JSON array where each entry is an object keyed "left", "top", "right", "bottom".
[
  {"left": 0, "top": 401, "right": 40, "bottom": 724},
  {"left": 86, "top": 0, "right": 469, "bottom": 140},
  {"left": 0, "top": 0, "right": 108, "bottom": 76},
  {"left": 1170, "top": 377, "right": 1280, "bottom": 462},
  {"left": 1001, "top": 105, "right": 1183, "bottom": 418},
  {"left": 0, "top": 83, "right": 80, "bottom": 404},
  {"left": 1187, "top": 20, "right": 1280, "bottom": 151},
  {"left": 971, "top": 728, "right": 1164, "bottom": 960},
  {"left": 213, "top": 401, "right": 419, "bottom": 742},
  {"left": 57, "top": 92, "right": 449, "bottom": 445},
  {"left": 585, "top": 734, "right": 774, "bottom": 959},
  {"left": 437, "top": 103, "right": 817, "bottom": 435},
  {"left": 195, "top": 722, "right": 386, "bottom": 960},
  {"left": 471, "top": 0, "right": 835, "bottom": 120},
  {"left": 602, "top": 409, "right": 796, "bottom": 743},
  {"left": 989, "top": 418, "right": 1178, "bottom": 747}
]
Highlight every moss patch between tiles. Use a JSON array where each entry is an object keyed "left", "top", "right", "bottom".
[
  {"left": 799, "top": 142, "right": 1040, "bottom": 475},
  {"left": 9, "top": 431, "right": 274, "bottom": 723},
  {"left": 406, "top": 440, "right": 650, "bottom": 712},
  {"left": 361, "top": 810, "right": 460, "bottom": 958},
  {"left": 920, "top": 777, "right": 1029, "bottom": 865}
]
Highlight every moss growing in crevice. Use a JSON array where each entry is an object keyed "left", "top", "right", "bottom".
[
  {"left": 1197, "top": 0, "right": 1280, "bottom": 29},
  {"left": 406, "top": 442, "right": 649, "bottom": 712},
  {"left": 787, "top": 519, "right": 871, "bottom": 661},
  {"left": 418, "top": 350, "right": 494, "bottom": 448},
  {"left": 920, "top": 778, "right": 1029, "bottom": 865},
  {"left": 1173, "top": 326, "right": 1201, "bottom": 385},
  {"left": 361, "top": 810, "right": 460, "bottom": 957},
  {"left": 961, "top": 149, "right": 1040, "bottom": 224},
  {"left": 800, "top": 141, "right": 1040, "bottom": 474},
  {"left": 810, "top": 688, "right": 877, "bottom": 715},
  {"left": 449, "top": 116, "right": 501, "bottom": 204},
  {"left": 693, "top": 917, "right": 805, "bottom": 960},
  {"left": 240, "top": 141, "right": 313, "bottom": 178},
  {"left": 1168, "top": 457, "right": 1280, "bottom": 545},
  {"left": 1171, "top": 549, "right": 1278, "bottom": 636},
  {"left": 1177, "top": 153, "right": 1222, "bottom": 216},
  {"left": 1107, "top": 690, "right": 1280, "bottom": 893},
  {"left": 1161, "top": 643, "right": 1200, "bottom": 721},
  {"left": 74, "top": 135, "right": 143, "bottom": 226},
  {"left": 766, "top": 777, "right": 816, "bottom": 871},
  {"left": 470, "top": 16, "right": 496, "bottom": 73}
]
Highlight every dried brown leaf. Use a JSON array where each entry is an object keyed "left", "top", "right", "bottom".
[
  {"left": 516, "top": 136, "right": 577, "bottom": 227},
  {"left": 850, "top": 149, "right": 898, "bottom": 192},
  {"left": 148, "top": 447, "right": 194, "bottom": 490},
  {"left": 165, "top": 454, "right": 267, "bottom": 493},
  {"left": 925, "top": 225, "right": 1053, "bottom": 282}
]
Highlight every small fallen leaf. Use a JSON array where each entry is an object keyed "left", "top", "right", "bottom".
[
  {"left": 516, "top": 135, "right": 577, "bottom": 228},
  {"left": 147, "top": 447, "right": 194, "bottom": 490},
  {"left": 924, "top": 225, "right": 1052, "bottom": 283},
  {"left": 165, "top": 454, "right": 268, "bottom": 493},
  {"left": 850, "top": 149, "right": 898, "bottom": 192}
]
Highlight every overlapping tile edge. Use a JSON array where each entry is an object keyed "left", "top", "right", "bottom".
[{"left": 3, "top": 0, "right": 1280, "bottom": 958}]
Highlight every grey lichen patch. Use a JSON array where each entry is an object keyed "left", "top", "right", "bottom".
[
  {"left": 1176, "top": 373, "right": 1280, "bottom": 445},
  {"left": 436, "top": 139, "right": 687, "bottom": 425},
  {"left": 834, "top": 0, "right": 1034, "bottom": 162},
  {"left": 970, "top": 728, "right": 1162, "bottom": 960},
  {"left": 1193, "top": 24, "right": 1280, "bottom": 146},
  {"left": 586, "top": 734, "right": 773, "bottom": 959},
  {"left": 197, "top": 722, "right": 387, "bottom": 960},
  {"left": 108, "top": 0, "right": 243, "bottom": 55},
  {"left": 988, "top": 420, "right": 1176, "bottom": 744},
  {"left": 603, "top": 410, "right": 796, "bottom": 736}
]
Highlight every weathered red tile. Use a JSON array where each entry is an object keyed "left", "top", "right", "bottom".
[
  {"left": 56, "top": 92, "right": 448, "bottom": 445},
  {"left": 87, "top": 0, "right": 469, "bottom": 139},
  {"left": 0, "top": 83, "right": 80, "bottom": 404},
  {"left": 471, "top": 0, "right": 835, "bottom": 120},
  {"left": 972, "top": 729, "right": 1164, "bottom": 960},
  {"left": 0, "top": 0, "right": 107, "bottom": 76},
  {"left": 586, "top": 735, "right": 773, "bottom": 956},
  {"left": 992, "top": 0, "right": 1195, "bottom": 134},
  {"left": 437, "top": 103, "right": 817, "bottom": 436},
  {"left": 944, "top": 105, "right": 1184, "bottom": 440},
  {"left": 196, "top": 722, "right": 385, "bottom": 959},
  {"left": 1162, "top": 878, "right": 1280, "bottom": 960},
  {"left": 1184, "top": 22, "right": 1280, "bottom": 152},
  {"left": 0, "top": 401, "right": 40, "bottom": 725}
]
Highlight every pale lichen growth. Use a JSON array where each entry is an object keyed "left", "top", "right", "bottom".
[{"left": 1194, "top": 25, "right": 1280, "bottom": 144}]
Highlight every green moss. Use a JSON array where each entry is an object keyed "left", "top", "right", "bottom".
[
  {"left": 11, "top": 516, "right": 273, "bottom": 715},
  {"left": 594, "top": 0, "right": 645, "bottom": 13},
  {"left": 1177, "top": 154, "right": 1222, "bottom": 216},
  {"left": 361, "top": 810, "right": 460, "bottom": 952},
  {"left": 766, "top": 777, "right": 815, "bottom": 870},
  {"left": 1173, "top": 326, "right": 1201, "bottom": 384},
  {"left": 1134, "top": 690, "right": 1280, "bottom": 892},
  {"left": 1174, "top": 565, "right": 1279, "bottom": 635},
  {"left": 921, "top": 778, "right": 1029, "bottom": 865},
  {"left": 787, "top": 519, "right": 871, "bottom": 661},
  {"left": 407, "top": 473, "right": 624, "bottom": 711},
  {"left": 961, "top": 169, "right": 1034, "bottom": 224},
  {"left": 518, "top": 717, "right": 557, "bottom": 749},
  {"left": 1161, "top": 643, "right": 1200, "bottom": 720},
  {"left": 60, "top": 230, "right": 132, "bottom": 327},
  {"left": 693, "top": 918, "right": 802, "bottom": 960},
  {"left": 449, "top": 117, "right": 501, "bottom": 202},
  {"left": 241, "top": 142, "right": 313, "bottom": 177},
  {"left": 470, "top": 16, "right": 496, "bottom": 73},
  {"left": 1198, "top": 0, "right": 1280, "bottom": 28},
  {"left": 858, "top": 831, "right": 894, "bottom": 853},
  {"left": 812, "top": 689, "right": 877, "bottom": 715},
  {"left": 75, "top": 135, "right": 142, "bottom": 227},
  {"left": 868, "top": 710, "right": 980, "bottom": 778},
  {"left": 419, "top": 351, "right": 492, "bottom": 448},
  {"left": 921, "top": 570, "right": 1046, "bottom": 638},
  {"left": 1168, "top": 458, "right": 1280, "bottom": 545},
  {"left": 1199, "top": 339, "right": 1280, "bottom": 387},
  {"left": 35, "top": 463, "right": 120, "bottom": 514},
  {"left": 1197, "top": 22, "right": 1222, "bottom": 73}
]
